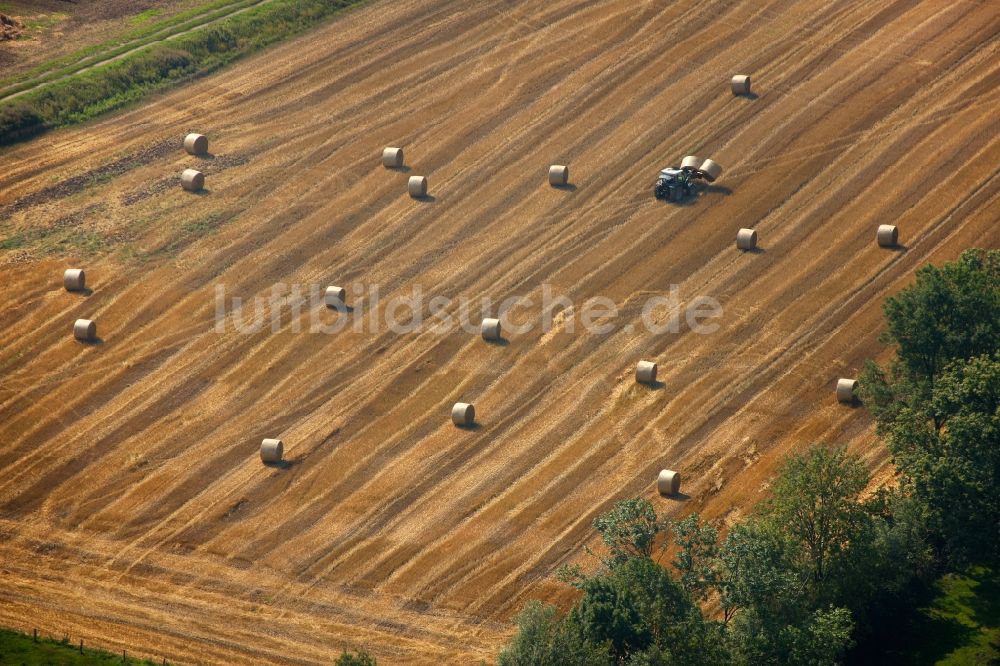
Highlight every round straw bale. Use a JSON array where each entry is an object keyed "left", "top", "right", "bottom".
[
  {"left": 181, "top": 169, "right": 205, "bottom": 192},
  {"left": 73, "top": 319, "right": 96, "bottom": 341},
  {"left": 636, "top": 360, "right": 658, "bottom": 384},
  {"left": 260, "top": 438, "right": 284, "bottom": 463},
  {"left": 184, "top": 133, "right": 208, "bottom": 156},
  {"left": 680, "top": 155, "right": 702, "bottom": 170},
  {"left": 736, "top": 228, "right": 757, "bottom": 250},
  {"left": 452, "top": 402, "right": 475, "bottom": 426},
  {"left": 548, "top": 165, "right": 569, "bottom": 186},
  {"left": 698, "top": 158, "right": 723, "bottom": 182},
  {"left": 657, "top": 469, "right": 681, "bottom": 495},
  {"left": 481, "top": 318, "right": 502, "bottom": 341},
  {"left": 836, "top": 378, "right": 858, "bottom": 403},
  {"left": 877, "top": 225, "right": 898, "bottom": 247},
  {"left": 408, "top": 175, "right": 428, "bottom": 197},
  {"left": 324, "top": 286, "right": 346, "bottom": 308},
  {"left": 382, "top": 147, "right": 404, "bottom": 168},
  {"left": 64, "top": 268, "right": 86, "bottom": 291},
  {"left": 731, "top": 75, "right": 751, "bottom": 95}
]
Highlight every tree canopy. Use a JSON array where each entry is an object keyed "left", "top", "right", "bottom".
[{"left": 862, "top": 248, "right": 1000, "bottom": 564}]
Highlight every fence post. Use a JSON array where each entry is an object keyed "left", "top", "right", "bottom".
[
  {"left": 80, "top": 639, "right": 84, "bottom": 654},
  {"left": 33, "top": 628, "right": 37, "bottom": 642}
]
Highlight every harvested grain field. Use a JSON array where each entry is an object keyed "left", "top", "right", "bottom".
[{"left": 0, "top": 0, "right": 998, "bottom": 663}]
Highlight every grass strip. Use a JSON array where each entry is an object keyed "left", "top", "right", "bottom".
[
  {"left": 0, "top": 0, "right": 265, "bottom": 98},
  {"left": 0, "top": 0, "right": 261, "bottom": 90},
  {"left": 0, "top": 0, "right": 363, "bottom": 147},
  {"left": 0, "top": 626, "right": 164, "bottom": 665}
]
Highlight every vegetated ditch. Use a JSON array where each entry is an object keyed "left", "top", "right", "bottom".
[{"left": 0, "top": 0, "right": 365, "bottom": 147}]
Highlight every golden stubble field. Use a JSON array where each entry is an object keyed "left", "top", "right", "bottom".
[{"left": 0, "top": 0, "right": 998, "bottom": 663}]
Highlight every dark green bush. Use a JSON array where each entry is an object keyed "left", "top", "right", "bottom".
[{"left": 0, "top": 101, "right": 45, "bottom": 145}]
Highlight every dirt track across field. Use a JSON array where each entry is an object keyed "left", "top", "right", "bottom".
[{"left": 0, "top": 0, "right": 998, "bottom": 663}]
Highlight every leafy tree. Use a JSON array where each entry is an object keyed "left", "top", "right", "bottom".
[
  {"left": 862, "top": 249, "right": 999, "bottom": 428},
  {"left": 785, "top": 607, "right": 855, "bottom": 666},
  {"left": 497, "top": 601, "right": 606, "bottom": 666},
  {"left": 671, "top": 513, "right": 719, "bottom": 601},
  {"left": 503, "top": 562, "right": 725, "bottom": 666},
  {"left": 513, "top": 498, "right": 729, "bottom": 665},
  {"left": 711, "top": 445, "right": 897, "bottom": 662},
  {"left": 864, "top": 486, "right": 934, "bottom": 581},
  {"left": 714, "top": 516, "right": 855, "bottom": 665},
  {"left": 570, "top": 560, "right": 656, "bottom": 659},
  {"left": 560, "top": 497, "right": 666, "bottom": 587},
  {"left": 591, "top": 497, "right": 664, "bottom": 568},
  {"left": 876, "top": 248, "right": 999, "bottom": 390},
  {"left": 334, "top": 649, "right": 377, "bottom": 665},
  {"left": 752, "top": 443, "right": 930, "bottom": 631},
  {"left": 760, "top": 444, "right": 872, "bottom": 604},
  {"left": 503, "top": 470, "right": 880, "bottom": 666},
  {"left": 789, "top": 608, "right": 854, "bottom": 666},
  {"left": 726, "top": 604, "right": 854, "bottom": 666},
  {"left": 570, "top": 557, "right": 726, "bottom": 665},
  {"left": 716, "top": 520, "right": 802, "bottom": 627},
  {"left": 860, "top": 248, "right": 999, "bottom": 563},
  {"left": 878, "top": 353, "right": 1000, "bottom": 562},
  {"left": 842, "top": 485, "right": 935, "bottom": 651}
]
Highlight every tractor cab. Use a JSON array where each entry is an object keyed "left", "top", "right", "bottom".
[
  {"left": 654, "top": 167, "right": 696, "bottom": 202},
  {"left": 659, "top": 167, "right": 688, "bottom": 182}
]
